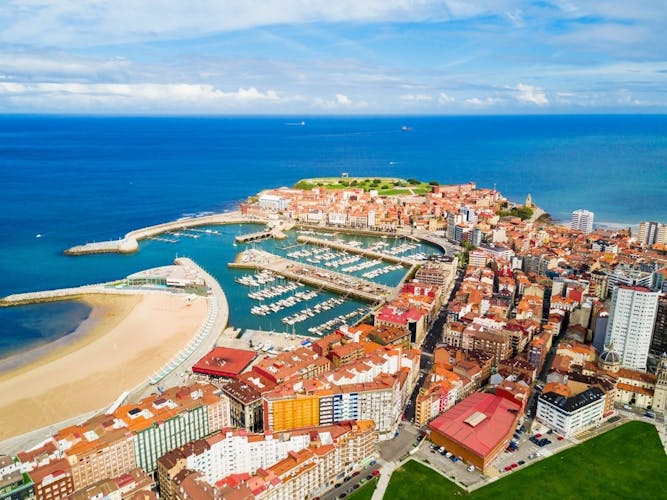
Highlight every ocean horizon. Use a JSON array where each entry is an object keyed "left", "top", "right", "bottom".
[{"left": 1, "top": 114, "right": 666, "bottom": 359}]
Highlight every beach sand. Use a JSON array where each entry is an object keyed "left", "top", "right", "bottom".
[{"left": 0, "top": 292, "right": 208, "bottom": 440}]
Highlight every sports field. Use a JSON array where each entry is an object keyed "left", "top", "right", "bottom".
[{"left": 385, "top": 421, "right": 666, "bottom": 500}]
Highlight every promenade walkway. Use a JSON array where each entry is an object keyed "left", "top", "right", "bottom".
[{"left": 134, "top": 257, "right": 229, "bottom": 398}]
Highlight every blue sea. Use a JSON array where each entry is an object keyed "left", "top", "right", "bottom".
[{"left": 1, "top": 115, "right": 666, "bottom": 359}]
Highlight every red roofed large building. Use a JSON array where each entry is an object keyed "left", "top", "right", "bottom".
[
  {"left": 192, "top": 347, "right": 257, "bottom": 379},
  {"left": 427, "top": 393, "right": 522, "bottom": 473}
]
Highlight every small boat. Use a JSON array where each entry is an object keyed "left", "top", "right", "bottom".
[{"left": 401, "top": 125, "right": 413, "bottom": 132}]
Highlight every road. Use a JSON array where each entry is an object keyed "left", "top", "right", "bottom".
[
  {"left": 403, "top": 271, "right": 462, "bottom": 423},
  {"left": 321, "top": 462, "right": 380, "bottom": 500}
]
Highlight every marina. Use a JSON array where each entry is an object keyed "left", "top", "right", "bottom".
[
  {"left": 229, "top": 248, "right": 394, "bottom": 303},
  {"left": 296, "top": 234, "right": 421, "bottom": 266}
]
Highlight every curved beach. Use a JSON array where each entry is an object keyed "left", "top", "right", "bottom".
[{"left": 0, "top": 292, "right": 208, "bottom": 441}]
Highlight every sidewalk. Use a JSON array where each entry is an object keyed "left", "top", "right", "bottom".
[{"left": 370, "top": 460, "right": 399, "bottom": 500}]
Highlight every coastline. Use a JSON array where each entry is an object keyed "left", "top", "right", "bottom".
[
  {"left": 0, "top": 291, "right": 208, "bottom": 441},
  {"left": 0, "top": 294, "right": 139, "bottom": 378}
]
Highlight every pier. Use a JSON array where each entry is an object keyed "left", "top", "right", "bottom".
[
  {"left": 229, "top": 249, "right": 393, "bottom": 303},
  {"left": 64, "top": 211, "right": 263, "bottom": 256},
  {"left": 235, "top": 230, "right": 272, "bottom": 243},
  {"left": 0, "top": 284, "right": 114, "bottom": 306},
  {"left": 296, "top": 235, "right": 418, "bottom": 266}
]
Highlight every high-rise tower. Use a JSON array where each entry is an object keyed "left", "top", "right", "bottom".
[
  {"left": 604, "top": 285, "right": 659, "bottom": 371},
  {"left": 571, "top": 209, "right": 594, "bottom": 234}
]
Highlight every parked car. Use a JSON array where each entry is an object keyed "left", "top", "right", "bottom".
[
  {"left": 467, "top": 465, "right": 475, "bottom": 472},
  {"left": 518, "top": 460, "right": 525, "bottom": 465}
]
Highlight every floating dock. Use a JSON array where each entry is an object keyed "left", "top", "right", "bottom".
[{"left": 229, "top": 249, "right": 393, "bottom": 303}]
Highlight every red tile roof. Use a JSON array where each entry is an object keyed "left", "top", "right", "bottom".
[
  {"left": 428, "top": 393, "right": 521, "bottom": 458},
  {"left": 192, "top": 347, "right": 256, "bottom": 378}
]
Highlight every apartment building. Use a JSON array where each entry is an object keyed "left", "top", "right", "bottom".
[{"left": 536, "top": 387, "right": 605, "bottom": 437}]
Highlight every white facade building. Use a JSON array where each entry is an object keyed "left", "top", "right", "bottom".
[
  {"left": 605, "top": 286, "right": 659, "bottom": 371},
  {"left": 571, "top": 209, "right": 594, "bottom": 234},
  {"left": 536, "top": 387, "right": 605, "bottom": 437},
  {"left": 189, "top": 430, "right": 311, "bottom": 485}
]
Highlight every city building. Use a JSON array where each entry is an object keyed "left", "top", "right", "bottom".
[
  {"left": 414, "top": 257, "right": 457, "bottom": 290},
  {"left": 536, "top": 386, "right": 605, "bottom": 437},
  {"left": 191, "top": 347, "right": 256, "bottom": 379},
  {"left": 604, "top": 265, "right": 653, "bottom": 294},
  {"left": 571, "top": 209, "right": 594, "bottom": 234},
  {"left": 637, "top": 221, "right": 667, "bottom": 247},
  {"left": 221, "top": 379, "right": 264, "bottom": 433},
  {"left": 653, "top": 353, "right": 667, "bottom": 412},
  {"left": 29, "top": 459, "right": 75, "bottom": 500},
  {"left": 651, "top": 297, "right": 667, "bottom": 355},
  {"left": 1, "top": 455, "right": 33, "bottom": 500},
  {"left": 161, "top": 421, "right": 376, "bottom": 500},
  {"left": 427, "top": 393, "right": 522, "bottom": 473},
  {"left": 604, "top": 286, "right": 660, "bottom": 370}
]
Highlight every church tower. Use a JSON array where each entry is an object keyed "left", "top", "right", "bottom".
[
  {"left": 653, "top": 352, "right": 667, "bottom": 412},
  {"left": 525, "top": 193, "right": 533, "bottom": 209}
]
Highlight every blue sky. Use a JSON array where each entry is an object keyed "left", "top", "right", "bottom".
[{"left": 0, "top": 1, "right": 666, "bottom": 114}]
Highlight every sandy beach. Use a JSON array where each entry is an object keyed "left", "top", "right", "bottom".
[{"left": 0, "top": 292, "right": 208, "bottom": 440}]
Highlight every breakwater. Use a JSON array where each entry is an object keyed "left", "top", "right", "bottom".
[{"left": 64, "top": 211, "right": 263, "bottom": 256}]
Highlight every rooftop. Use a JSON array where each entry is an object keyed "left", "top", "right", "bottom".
[
  {"left": 540, "top": 386, "right": 604, "bottom": 413},
  {"left": 192, "top": 347, "right": 256, "bottom": 378},
  {"left": 428, "top": 392, "right": 521, "bottom": 458}
]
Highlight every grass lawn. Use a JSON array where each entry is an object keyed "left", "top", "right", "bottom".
[
  {"left": 348, "top": 478, "right": 378, "bottom": 500},
  {"left": 384, "top": 421, "right": 666, "bottom": 500},
  {"left": 293, "top": 177, "right": 435, "bottom": 196}
]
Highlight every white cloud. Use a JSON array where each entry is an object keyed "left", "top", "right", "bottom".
[
  {"left": 313, "top": 93, "right": 368, "bottom": 110},
  {"left": 464, "top": 96, "right": 502, "bottom": 108},
  {"left": 514, "top": 83, "right": 549, "bottom": 106},
  {"left": 0, "top": 1, "right": 513, "bottom": 48},
  {"left": 437, "top": 92, "right": 455, "bottom": 104},
  {"left": 0, "top": 52, "right": 130, "bottom": 77},
  {"left": 400, "top": 94, "right": 432, "bottom": 102},
  {"left": 0, "top": 82, "right": 281, "bottom": 111},
  {"left": 336, "top": 93, "right": 351, "bottom": 105}
]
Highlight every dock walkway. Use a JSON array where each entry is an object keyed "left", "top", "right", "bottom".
[
  {"left": 296, "top": 235, "right": 418, "bottom": 266},
  {"left": 229, "top": 249, "right": 392, "bottom": 303}
]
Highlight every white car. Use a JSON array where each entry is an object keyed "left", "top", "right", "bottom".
[{"left": 467, "top": 465, "right": 475, "bottom": 472}]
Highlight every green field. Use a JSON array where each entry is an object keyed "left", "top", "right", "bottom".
[
  {"left": 348, "top": 477, "right": 378, "bottom": 500},
  {"left": 384, "top": 422, "right": 666, "bottom": 500},
  {"left": 293, "top": 177, "right": 435, "bottom": 196}
]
